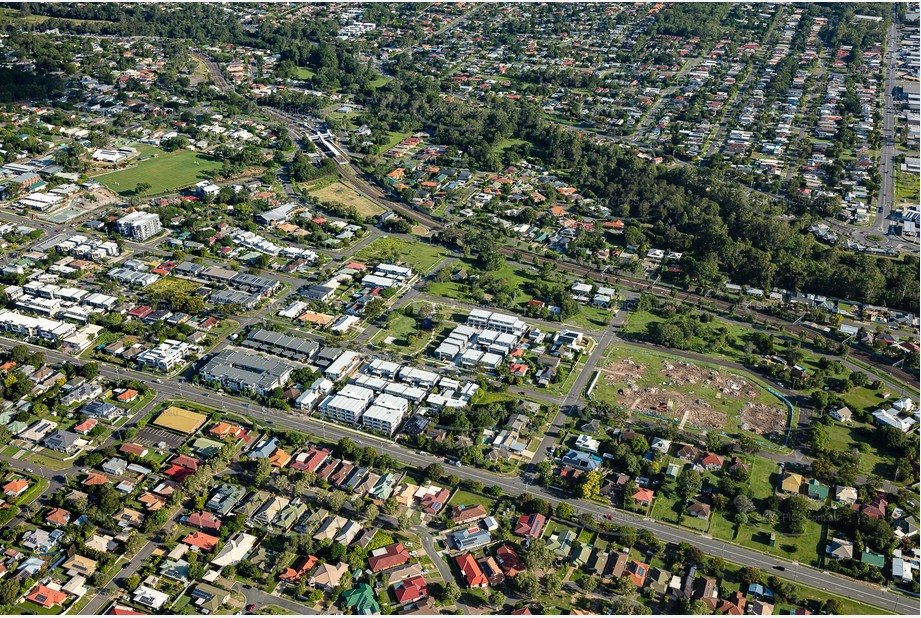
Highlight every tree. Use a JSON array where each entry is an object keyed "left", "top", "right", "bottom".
[
  {"left": 441, "top": 581, "right": 461, "bottom": 605},
  {"left": 514, "top": 572, "right": 541, "bottom": 598},
  {"left": 134, "top": 182, "right": 152, "bottom": 195},
  {"left": 424, "top": 463, "right": 444, "bottom": 481},
  {"left": 523, "top": 539, "right": 554, "bottom": 571},
  {"left": 676, "top": 468, "right": 702, "bottom": 501},
  {"left": 488, "top": 589, "right": 506, "bottom": 608},
  {"left": 581, "top": 574, "right": 598, "bottom": 594},
  {"left": 737, "top": 566, "right": 762, "bottom": 585},
  {"left": 555, "top": 503, "right": 575, "bottom": 520},
  {"left": 253, "top": 458, "right": 272, "bottom": 487},
  {"left": 362, "top": 503, "right": 379, "bottom": 523},
  {"left": 579, "top": 469, "right": 603, "bottom": 500},
  {"left": 736, "top": 433, "right": 758, "bottom": 454}
]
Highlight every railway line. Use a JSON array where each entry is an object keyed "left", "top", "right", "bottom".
[{"left": 194, "top": 51, "right": 918, "bottom": 392}]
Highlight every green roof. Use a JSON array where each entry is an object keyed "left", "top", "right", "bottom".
[
  {"left": 806, "top": 479, "right": 829, "bottom": 499},
  {"left": 341, "top": 583, "right": 380, "bottom": 614},
  {"left": 861, "top": 551, "right": 886, "bottom": 568}
]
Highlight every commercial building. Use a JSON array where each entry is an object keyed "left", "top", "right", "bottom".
[
  {"left": 116, "top": 212, "right": 162, "bottom": 241},
  {"left": 199, "top": 349, "right": 295, "bottom": 396},
  {"left": 361, "top": 405, "right": 404, "bottom": 436}
]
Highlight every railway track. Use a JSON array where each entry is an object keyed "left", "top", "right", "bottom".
[{"left": 194, "top": 51, "right": 918, "bottom": 390}]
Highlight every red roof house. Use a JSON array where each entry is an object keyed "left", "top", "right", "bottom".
[
  {"left": 496, "top": 544, "right": 526, "bottom": 577},
  {"left": 368, "top": 543, "right": 410, "bottom": 572},
  {"left": 394, "top": 575, "right": 428, "bottom": 604},
  {"left": 455, "top": 553, "right": 488, "bottom": 588},
  {"left": 185, "top": 511, "right": 222, "bottom": 531},
  {"left": 514, "top": 512, "right": 546, "bottom": 539},
  {"left": 183, "top": 531, "right": 219, "bottom": 551}
]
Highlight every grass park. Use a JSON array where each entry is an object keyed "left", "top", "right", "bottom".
[
  {"left": 91, "top": 148, "right": 223, "bottom": 197},
  {"left": 308, "top": 180, "right": 386, "bottom": 217}
]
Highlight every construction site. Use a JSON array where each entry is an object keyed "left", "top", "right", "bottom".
[{"left": 593, "top": 346, "right": 789, "bottom": 438}]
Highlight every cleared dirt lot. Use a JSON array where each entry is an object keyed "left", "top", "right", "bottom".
[{"left": 595, "top": 347, "right": 787, "bottom": 437}]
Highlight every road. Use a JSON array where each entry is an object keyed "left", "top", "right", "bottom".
[
  {"left": 412, "top": 524, "right": 468, "bottom": 614},
  {"left": 873, "top": 18, "right": 900, "bottom": 235},
  {"left": 4, "top": 337, "right": 915, "bottom": 614},
  {"left": 233, "top": 583, "right": 318, "bottom": 615}
]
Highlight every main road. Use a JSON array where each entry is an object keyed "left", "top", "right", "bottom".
[
  {"left": 873, "top": 18, "right": 900, "bottom": 235},
  {"left": 3, "top": 338, "right": 914, "bottom": 614}
]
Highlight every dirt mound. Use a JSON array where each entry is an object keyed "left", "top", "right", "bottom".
[{"left": 740, "top": 402, "right": 787, "bottom": 436}]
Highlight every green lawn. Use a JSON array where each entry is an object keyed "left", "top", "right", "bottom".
[
  {"left": 447, "top": 489, "right": 496, "bottom": 513},
  {"left": 649, "top": 485, "right": 709, "bottom": 532},
  {"left": 736, "top": 518, "right": 825, "bottom": 566},
  {"left": 350, "top": 237, "right": 448, "bottom": 273},
  {"left": 295, "top": 67, "right": 315, "bottom": 80},
  {"left": 91, "top": 149, "right": 224, "bottom": 197},
  {"left": 822, "top": 420, "right": 900, "bottom": 478}
]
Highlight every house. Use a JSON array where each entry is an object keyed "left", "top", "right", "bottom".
[
  {"left": 115, "top": 507, "right": 144, "bottom": 528},
  {"left": 341, "top": 583, "right": 380, "bottom": 615},
  {"left": 46, "top": 508, "right": 71, "bottom": 527},
  {"left": 894, "top": 516, "right": 918, "bottom": 540},
  {"left": 829, "top": 406, "right": 852, "bottom": 422},
  {"left": 806, "top": 479, "right": 829, "bottom": 501},
  {"left": 280, "top": 555, "right": 319, "bottom": 582},
  {"left": 451, "top": 526, "right": 492, "bottom": 551},
  {"left": 676, "top": 444, "right": 701, "bottom": 461},
  {"left": 133, "top": 586, "right": 170, "bottom": 611},
  {"left": 102, "top": 458, "right": 128, "bottom": 476},
  {"left": 514, "top": 512, "right": 546, "bottom": 539},
  {"left": 496, "top": 544, "right": 526, "bottom": 577},
  {"left": 43, "top": 429, "right": 81, "bottom": 454},
  {"left": 455, "top": 553, "right": 488, "bottom": 588},
  {"left": 3, "top": 478, "right": 28, "bottom": 497},
  {"left": 393, "top": 575, "right": 428, "bottom": 604},
  {"left": 308, "top": 561, "right": 349, "bottom": 590},
  {"left": 63, "top": 555, "right": 98, "bottom": 577},
  {"left": 190, "top": 583, "right": 231, "bottom": 615},
  {"left": 184, "top": 531, "right": 220, "bottom": 552},
  {"left": 826, "top": 537, "right": 854, "bottom": 561},
  {"left": 748, "top": 600, "right": 774, "bottom": 615},
  {"left": 368, "top": 543, "right": 410, "bottom": 572},
  {"left": 211, "top": 532, "right": 257, "bottom": 568},
  {"left": 120, "top": 443, "right": 149, "bottom": 458},
  {"left": 835, "top": 486, "right": 858, "bottom": 504},
  {"left": 700, "top": 453, "right": 724, "bottom": 470},
  {"left": 25, "top": 584, "right": 68, "bottom": 609},
  {"left": 632, "top": 488, "right": 655, "bottom": 506},
  {"left": 627, "top": 561, "right": 649, "bottom": 587},
  {"left": 780, "top": 472, "right": 803, "bottom": 494},
  {"left": 186, "top": 511, "right": 222, "bottom": 532},
  {"left": 451, "top": 504, "right": 488, "bottom": 525},
  {"left": 687, "top": 501, "right": 711, "bottom": 519}
]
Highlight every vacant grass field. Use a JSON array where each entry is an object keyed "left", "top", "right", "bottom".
[
  {"left": 145, "top": 276, "right": 201, "bottom": 297},
  {"left": 736, "top": 518, "right": 825, "bottom": 566},
  {"left": 91, "top": 149, "right": 223, "bottom": 197},
  {"left": 351, "top": 237, "right": 447, "bottom": 273},
  {"left": 896, "top": 166, "right": 920, "bottom": 205},
  {"left": 822, "top": 420, "right": 900, "bottom": 478},
  {"left": 309, "top": 180, "right": 385, "bottom": 217}
]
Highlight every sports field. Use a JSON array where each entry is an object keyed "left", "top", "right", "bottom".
[
  {"left": 309, "top": 180, "right": 385, "bottom": 217},
  {"left": 91, "top": 149, "right": 223, "bottom": 197}
]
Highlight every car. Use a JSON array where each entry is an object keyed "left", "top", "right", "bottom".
[
  {"left": 908, "top": 500, "right": 917, "bottom": 507},
  {"left": 356, "top": 440, "right": 363, "bottom": 445},
  {"left": 154, "top": 379, "right": 163, "bottom": 384},
  {"left": 24, "top": 468, "right": 33, "bottom": 473},
  {"left": 245, "top": 604, "right": 256, "bottom": 613},
  {"left": 773, "top": 565, "right": 786, "bottom": 571}
]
